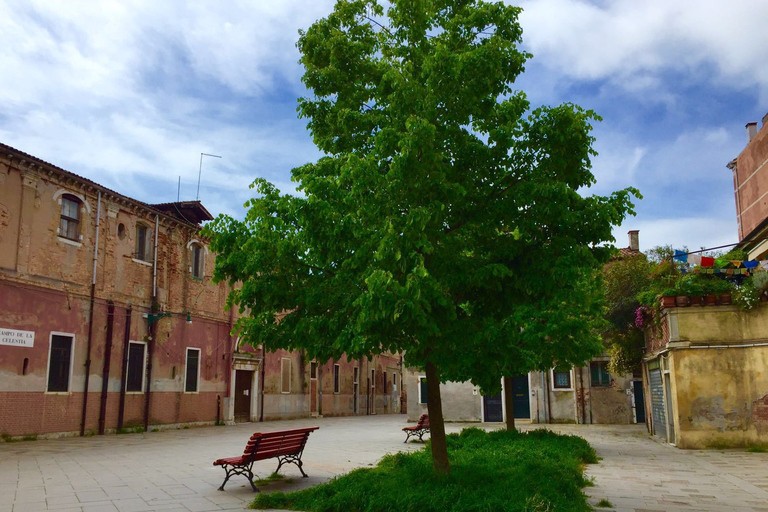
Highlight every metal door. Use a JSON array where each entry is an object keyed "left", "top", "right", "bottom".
[
  {"left": 512, "top": 374, "right": 530, "bottom": 419},
  {"left": 483, "top": 392, "right": 504, "bottom": 422},
  {"left": 234, "top": 370, "right": 253, "bottom": 423},
  {"left": 649, "top": 368, "right": 666, "bottom": 437},
  {"left": 633, "top": 380, "right": 646, "bottom": 423}
]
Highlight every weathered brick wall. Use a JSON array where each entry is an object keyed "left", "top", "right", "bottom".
[{"left": 735, "top": 122, "right": 768, "bottom": 240}]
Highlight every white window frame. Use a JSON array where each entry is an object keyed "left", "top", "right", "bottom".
[
  {"left": 551, "top": 368, "right": 574, "bottom": 391},
  {"left": 125, "top": 340, "right": 147, "bottom": 393},
  {"left": 45, "top": 332, "right": 75, "bottom": 394},
  {"left": 184, "top": 347, "right": 202, "bottom": 394},
  {"left": 310, "top": 361, "right": 318, "bottom": 380},
  {"left": 333, "top": 363, "right": 340, "bottom": 394},
  {"left": 187, "top": 239, "right": 207, "bottom": 279},
  {"left": 418, "top": 375, "right": 428, "bottom": 404},
  {"left": 281, "top": 357, "right": 292, "bottom": 394},
  {"left": 135, "top": 223, "right": 153, "bottom": 263}
]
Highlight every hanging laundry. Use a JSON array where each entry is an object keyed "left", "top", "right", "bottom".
[
  {"left": 674, "top": 250, "right": 688, "bottom": 263},
  {"left": 730, "top": 260, "right": 743, "bottom": 268},
  {"left": 688, "top": 254, "right": 702, "bottom": 265},
  {"left": 744, "top": 261, "right": 759, "bottom": 269},
  {"left": 701, "top": 257, "right": 715, "bottom": 267}
]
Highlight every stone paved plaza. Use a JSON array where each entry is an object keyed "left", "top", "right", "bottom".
[{"left": 2, "top": 415, "right": 768, "bottom": 512}]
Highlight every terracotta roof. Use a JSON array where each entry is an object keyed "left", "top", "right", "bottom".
[
  {"left": 618, "top": 246, "right": 642, "bottom": 258},
  {"left": 1, "top": 142, "right": 207, "bottom": 228}
]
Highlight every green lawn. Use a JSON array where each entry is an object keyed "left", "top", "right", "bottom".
[{"left": 251, "top": 427, "right": 598, "bottom": 512}]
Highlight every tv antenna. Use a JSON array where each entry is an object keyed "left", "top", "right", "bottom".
[{"left": 197, "top": 153, "right": 222, "bottom": 201}]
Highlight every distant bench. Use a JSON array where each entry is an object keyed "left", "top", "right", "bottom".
[
  {"left": 213, "top": 426, "right": 319, "bottom": 492},
  {"left": 402, "top": 414, "right": 430, "bottom": 443}
]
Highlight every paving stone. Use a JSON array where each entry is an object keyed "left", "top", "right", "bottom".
[{"left": 5, "top": 416, "right": 768, "bottom": 511}]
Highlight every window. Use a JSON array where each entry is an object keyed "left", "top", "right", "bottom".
[
  {"left": 590, "top": 361, "right": 611, "bottom": 387},
  {"left": 418, "top": 376, "right": 428, "bottom": 404},
  {"left": 185, "top": 348, "right": 201, "bottom": 393},
  {"left": 136, "top": 224, "right": 153, "bottom": 262},
  {"left": 281, "top": 357, "right": 291, "bottom": 393},
  {"left": 333, "top": 364, "right": 340, "bottom": 394},
  {"left": 59, "top": 195, "right": 81, "bottom": 241},
  {"left": 126, "top": 342, "right": 147, "bottom": 392},
  {"left": 552, "top": 368, "right": 572, "bottom": 390},
  {"left": 191, "top": 243, "right": 204, "bottom": 278},
  {"left": 47, "top": 334, "right": 74, "bottom": 392}
]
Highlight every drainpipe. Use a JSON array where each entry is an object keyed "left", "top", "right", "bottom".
[
  {"left": 98, "top": 301, "right": 115, "bottom": 434},
  {"left": 545, "top": 371, "right": 552, "bottom": 424},
  {"left": 318, "top": 364, "right": 323, "bottom": 416},
  {"left": 259, "top": 341, "right": 266, "bottom": 422},
  {"left": 117, "top": 306, "right": 132, "bottom": 429},
  {"left": 586, "top": 365, "right": 594, "bottom": 423},
  {"left": 143, "top": 215, "right": 159, "bottom": 431},
  {"left": 576, "top": 366, "right": 583, "bottom": 424},
  {"left": 224, "top": 306, "right": 234, "bottom": 423},
  {"left": 80, "top": 191, "right": 101, "bottom": 436}
]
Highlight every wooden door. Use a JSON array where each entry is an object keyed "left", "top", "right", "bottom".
[
  {"left": 234, "top": 370, "right": 253, "bottom": 423},
  {"left": 633, "top": 380, "right": 646, "bottom": 423},
  {"left": 512, "top": 374, "right": 530, "bottom": 419},
  {"left": 310, "top": 362, "right": 318, "bottom": 416}
]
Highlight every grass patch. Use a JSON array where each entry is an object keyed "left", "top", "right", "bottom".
[
  {"left": 596, "top": 498, "right": 613, "bottom": 508},
  {"left": 1, "top": 433, "right": 38, "bottom": 443},
  {"left": 747, "top": 444, "right": 768, "bottom": 453},
  {"left": 116, "top": 426, "right": 145, "bottom": 435},
  {"left": 251, "top": 428, "right": 597, "bottom": 512},
  {"left": 254, "top": 472, "right": 286, "bottom": 486}
]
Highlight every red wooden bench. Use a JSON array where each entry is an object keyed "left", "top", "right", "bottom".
[
  {"left": 402, "top": 414, "right": 430, "bottom": 443},
  {"left": 213, "top": 426, "right": 319, "bottom": 492}
]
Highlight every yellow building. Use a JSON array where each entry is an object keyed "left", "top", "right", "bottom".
[{"left": 643, "top": 303, "right": 768, "bottom": 448}]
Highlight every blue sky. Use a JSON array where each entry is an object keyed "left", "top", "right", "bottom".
[{"left": 2, "top": 0, "right": 766, "bottom": 252}]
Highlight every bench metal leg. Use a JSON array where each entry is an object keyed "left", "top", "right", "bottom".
[
  {"left": 276, "top": 453, "right": 309, "bottom": 478},
  {"left": 217, "top": 463, "right": 259, "bottom": 492}
]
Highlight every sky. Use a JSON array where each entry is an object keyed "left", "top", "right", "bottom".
[{"left": 1, "top": 0, "right": 766, "bottom": 253}]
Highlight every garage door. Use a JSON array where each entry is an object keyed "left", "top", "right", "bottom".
[{"left": 649, "top": 368, "right": 666, "bottom": 438}]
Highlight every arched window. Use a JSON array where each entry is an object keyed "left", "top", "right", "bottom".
[
  {"left": 59, "top": 195, "right": 81, "bottom": 241},
  {"left": 190, "top": 242, "right": 204, "bottom": 279},
  {"left": 135, "top": 223, "right": 153, "bottom": 262}
]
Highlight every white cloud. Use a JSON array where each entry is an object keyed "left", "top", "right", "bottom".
[{"left": 517, "top": 0, "right": 768, "bottom": 97}]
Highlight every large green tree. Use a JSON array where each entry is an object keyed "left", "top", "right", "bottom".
[{"left": 205, "top": 0, "right": 637, "bottom": 473}]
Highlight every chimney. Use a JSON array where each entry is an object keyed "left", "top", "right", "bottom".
[
  {"left": 627, "top": 230, "right": 639, "bottom": 252},
  {"left": 747, "top": 122, "right": 758, "bottom": 143}
]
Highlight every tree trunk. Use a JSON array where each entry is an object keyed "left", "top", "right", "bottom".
[
  {"left": 503, "top": 375, "right": 516, "bottom": 432},
  {"left": 425, "top": 361, "right": 450, "bottom": 474}
]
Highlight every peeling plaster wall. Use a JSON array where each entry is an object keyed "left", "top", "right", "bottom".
[
  {"left": 644, "top": 304, "right": 768, "bottom": 448},
  {"left": 405, "top": 368, "right": 482, "bottom": 423},
  {"left": 671, "top": 346, "right": 768, "bottom": 448}
]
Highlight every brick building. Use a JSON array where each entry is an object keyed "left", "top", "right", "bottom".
[
  {"left": 729, "top": 114, "right": 768, "bottom": 258},
  {"left": 0, "top": 143, "right": 402, "bottom": 439}
]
